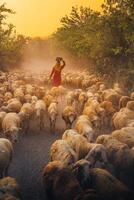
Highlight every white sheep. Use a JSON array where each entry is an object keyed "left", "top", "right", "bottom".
[
  {"left": 2, "top": 113, "right": 21, "bottom": 143},
  {"left": 75, "top": 115, "right": 94, "bottom": 142},
  {"left": 48, "top": 102, "right": 58, "bottom": 132},
  {"left": 50, "top": 139, "right": 77, "bottom": 167}
]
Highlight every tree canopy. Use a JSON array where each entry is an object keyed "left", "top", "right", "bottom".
[{"left": 54, "top": 0, "right": 134, "bottom": 85}]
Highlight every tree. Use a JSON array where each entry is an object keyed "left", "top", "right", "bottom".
[
  {"left": 54, "top": 0, "right": 134, "bottom": 83},
  {"left": 0, "top": 3, "right": 27, "bottom": 71}
]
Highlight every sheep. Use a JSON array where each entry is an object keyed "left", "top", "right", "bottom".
[
  {"left": 62, "top": 106, "right": 77, "bottom": 129},
  {"left": 112, "top": 106, "right": 134, "bottom": 129},
  {"left": 31, "top": 95, "right": 38, "bottom": 106},
  {"left": 25, "top": 84, "right": 35, "bottom": 95},
  {"left": 100, "top": 101, "right": 116, "bottom": 130},
  {"left": 66, "top": 91, "right": 74, "bottom": 106},
  {"left": 24, "top": 94, "right": 32, "bottom": 103},
  {"left": 75, "top": 115, "right": 94, "bottom": 142},
  {"left": 49, "top": 87, "right": 59, "bottom": 98},
  {"left": 126, "top": 100, "right": 134, "bottom": 111},
  {"left": 130, "top": 92, "right": 134, "bottom": 101},
  {"left": 113, "top": 83, "right": 124, "bottom": 95},
  {"left": 62, "top": 129, "right": 92, "bottom": 160},
  {"left": 50, "top": 139, "right": 77, "bottom": 167},
  {"left": 0, "top": 112, "right": 6, "bottom": 131},
  {"left": 18, "top": 103, "right": 34, "bottom": 133},
  {"left": 101, "top": 89, "right": 121, "bottom": 109},
  {"left": 72, "top": 159, "right": 92, "bottom": 190},
  {"left": 1, "top": 100, "right": 22, "bottom": 113},
  {"left": 48, "top": 102, "right": 58, "bottom": 132},
  {"left": 14, "top": 88, "right": 24, "bottom": 103},
  {"left": 83, "top": 106, "right": 100, "bottom": 133},
  {"left": 85, "top": 144, "right": 109, "bottom": 169},
  {"left": 0, "top": 139, "right": 13, "bottom": 178},
  {"left": 78, "top": 92, "right": 88, "bottom": 113},
  {"left": 119, "top": 96, "right": 131, "bottom": 109},
  {"left": 96, "top": 134, "right": 134, "bottom": 187},
  {"left": 42, "top": 161, "right": 82, "bottom": 200},
  {"left": 0, "top": 177, "right": 21, "bottom": 199},
  {"left": 2, "top": 113, "right": 21, "bottom": 143},
  {"left": 43, "top": 94, "right": 54, "bottom": 108},
  {"left": 34, "top": 100, "right": 47, "bottom": 131},
  {"left": 4, "top": 92, "right": 13, "bottom": 102},
  {"left": 111, "top": 127, "right": 134, "bottom": 148},
  {"left": 73, "top": 160, "right": 134, "bottom": 200},
  {"left": 87, "top": 168, "right": 133, "bottom": 200}
]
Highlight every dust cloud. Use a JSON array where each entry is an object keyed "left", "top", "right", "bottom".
[{"left": 19, "top": 38, "right": 90, "bottom": 74}]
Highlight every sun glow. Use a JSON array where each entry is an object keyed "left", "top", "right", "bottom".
[{"left": 1, "top": 0, "right": 103, "bottom": 37}]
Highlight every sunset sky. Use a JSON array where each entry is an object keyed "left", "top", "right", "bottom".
[{"left": 1, "top": 0, "right": 103, "bottom": 37}]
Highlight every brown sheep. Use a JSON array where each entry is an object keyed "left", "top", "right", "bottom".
[
  {"left": 62, "top": 106, "right": 77, "bottom": 129},
  {"left": 42, "top": 161, "right": 82, "bottom": 200},
  {"left": 119, "top": 96, "right": 131, "bottom": 109},
  {"left": 0, "top": 177, "right": 21, "bottom": 199}
]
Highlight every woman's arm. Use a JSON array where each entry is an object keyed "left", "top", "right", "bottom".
[{"left": 61, "top": 60, "right": 66, "bottom": 69}]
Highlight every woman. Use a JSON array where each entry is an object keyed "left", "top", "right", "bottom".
[{"left": 50, "top": 57, "right": 66, "bottom": 87}]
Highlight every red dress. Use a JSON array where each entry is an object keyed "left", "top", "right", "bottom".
[{"left": 50, "top": 64, "right": 64, "bottom": 87}]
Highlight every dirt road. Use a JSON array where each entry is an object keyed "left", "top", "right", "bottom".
[{"left": 8, "top": 98, "right": 66, "bottom": 200}]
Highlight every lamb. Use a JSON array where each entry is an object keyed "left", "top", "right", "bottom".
[
  {"left": 48, "top": 102, "right": 58, "bottom": 132},
  {"left": 34, "top": 100, "right": 47, "bottom": 130},
  {"left": 50, "top": 139, "right": 77, "bottom": 167},
  {"left": 75, "top": 115, "right": 94, "bottom": 142},
  {"left": 0, "top": 139, "right": 13, "bottom": 178},
  {"left": 2, "top": 113, "right": 21, "bottom": 143},
  {"left": 42, "top": 161, "right": 82, "bottom": 200},
  {"left": 62, "top": 106, "right": 77, "bottom": 129},
  {"left": 0, "top": 177, "right": 21, "bottom": 199}
]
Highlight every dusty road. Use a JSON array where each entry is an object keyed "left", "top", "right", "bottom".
[{"left": 8, "top": 98, "right": 67, "bottom": 200}]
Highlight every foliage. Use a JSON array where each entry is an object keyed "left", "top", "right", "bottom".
[
  {"left": 0, "top": 3, "right": 27, "bottom": 71},
  {"left": 54, "top": 0, "right": 134, "bottom": 83}
]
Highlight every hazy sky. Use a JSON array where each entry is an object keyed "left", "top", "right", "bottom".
[{"left": 1, "top": 0, "right": 103, "bottom": 37}]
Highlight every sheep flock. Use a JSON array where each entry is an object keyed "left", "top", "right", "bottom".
[{"left": 0, "top": 69, "right": 134, "bottom": 200}]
